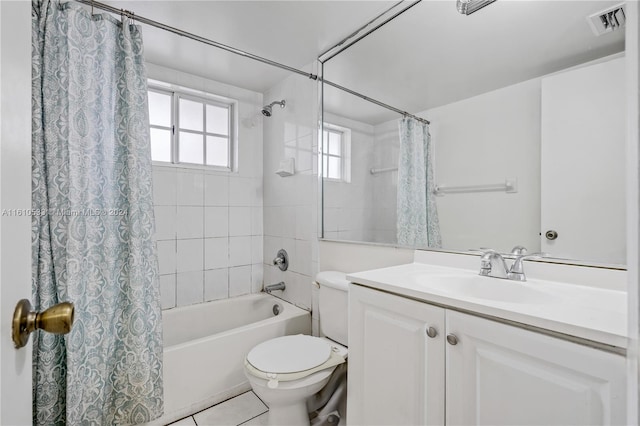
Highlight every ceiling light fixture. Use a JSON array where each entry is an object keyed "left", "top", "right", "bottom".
[{"left": 457, "top": 0, "right": 497, "bottom": 16}]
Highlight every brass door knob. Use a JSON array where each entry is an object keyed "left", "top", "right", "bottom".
[{"left": 12, "top": 299, "right": 74, "bottom": 349}]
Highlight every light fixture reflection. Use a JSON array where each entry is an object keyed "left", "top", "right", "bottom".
[{"left": 456, "top": 0, "right": 497, "bottom": 15}]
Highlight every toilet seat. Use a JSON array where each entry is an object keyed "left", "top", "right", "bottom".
[
  {"left": 245, "top": 335, "right": 346, "bottom": 388},
  {"left": 247, "top": 335, "right": 332, "bottom": 373}
]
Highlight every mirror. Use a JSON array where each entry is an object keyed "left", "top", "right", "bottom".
[{"left": 320, "top": 0, "right": 627, "bottom": 267}]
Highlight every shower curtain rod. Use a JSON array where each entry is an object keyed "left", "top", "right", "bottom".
[
  {"left": 323, "top": 79, "right": 430, "bottom": 125},
  {"left": 74, "top": 0, "right": 430, "bottom": 126},
  {"left": 318, "top": 0, "right": 422, "bottom": 63}
]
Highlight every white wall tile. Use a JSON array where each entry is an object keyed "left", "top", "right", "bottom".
[
  {"left": 205, "top": 237, "right": 229, "bottom": 269},
  {"left": 176, "top": 271, "right": 204, "bottom": 306},
  {"left": 204, "top": 174, "right": 229, "bottom": 206},
  {"left": 251, "top": 263, "right": 264, "bottom": 293},
  {"left": 295, "top": 205, "right": 312, "bottom": 241},
  {"left": 160, "top": 274, "right": 176, "bottom": 310},
  {"left": 280, "top": 238, "right": 295, "bottom": 265},
  {"left": 293, "top": 239, "right": 311, "bottom": 276},
  {"left": 204, "top": 268, "right": 229, "bottom": 301},
  {"left": 251, "top": 178, "right": 263, "bottom": 206},
  {"left": 263, "top": 236, "right": 282, "bottom": 265},
  {"left": 154, "top": 205, "right": 176, "bottom": 241},
  {"left": 280, "top": 207, "right": 296, "bottom": 239},
  {"left": 177, "top": 239, "right": 204, "bottom": 272},
  {"left": 229, "top": 206, "right": 252, "bottom": 236},
  {"left": 263, "top": 206, "right": 282, "bottom": 237},
  {"left": 204, "top": 206, "right": 228, "bottom": 238},
  {"left": 152, "top": 169, "right": 177, "bottom": 206},
  {"left": 229, "top": 266, "right": 252, "bottom": 297},
  {"left": 157, "top": 240, "right": 176, "bottom": 275},
  {"left": 324, "top": 208, "right": 339, "bottom": 232},
  {"left": 229, "top": 176, "right": 253, "bottom": 206},
  {"left": 251, "top": 206, "right": 263, "bottom": 235},
  {"left": 281, "top": 272, "right": 312, "bottom": 310},
  {"left": 229, "top": 236, "right": 252, "bottom": 266},
  {"left": 177, "top": 206, "right": 204, "bottom": 239},
  {"left": 251, "top": 236, "right": 263, "bottom": 265},
  {"left": 176, "top": 171, "right": 204, "bottom": 206}
]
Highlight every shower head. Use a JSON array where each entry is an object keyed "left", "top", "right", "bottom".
[{"left": 261, "top": 100, "right": 286, "bottom": 117}]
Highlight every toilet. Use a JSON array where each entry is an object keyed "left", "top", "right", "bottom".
[{"left": 244, "top": 271, "right": 349, "bottom": 426}]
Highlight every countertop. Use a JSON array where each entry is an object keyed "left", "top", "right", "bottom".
[{"left": 347, "top": 262, "right": 627, "bottom": 350}]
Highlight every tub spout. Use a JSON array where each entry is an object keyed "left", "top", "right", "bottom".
[{"left": 264, "top": 282, "right": 285, "bottom": 294}]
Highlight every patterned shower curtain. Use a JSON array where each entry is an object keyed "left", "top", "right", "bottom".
[
  {"left": 31, "top": 1, "right": 163, "bottom": 424},
  {"left": 396, "top": 117, "right": 442, "bottom": 248}
]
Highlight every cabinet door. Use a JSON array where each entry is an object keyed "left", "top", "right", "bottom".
[
  {"left": 347, "top": 284, "right": 445, "bottom": 426},
  {"left": 446, "top": 311, "right": 626, "bottom": 425}
]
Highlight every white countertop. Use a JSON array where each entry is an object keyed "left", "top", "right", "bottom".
[{"left": 347, "top": 262, "right": 627, "bottom": 350}]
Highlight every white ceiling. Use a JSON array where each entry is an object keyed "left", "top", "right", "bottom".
[
  {"left": 104, "top": 0, "right": 396, "bottom": 93},
  {"left": 102, "top": 1, "right": 625, "bottom": 124},
  {"left": 323, "top": 0, "right": 625, "bottom": 124}
]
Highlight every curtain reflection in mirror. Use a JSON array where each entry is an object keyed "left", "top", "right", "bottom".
[{"left": 396, "top": 118, "right": 442, "bottom": 248}]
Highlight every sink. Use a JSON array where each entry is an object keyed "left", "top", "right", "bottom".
[{"left": 413, "top": 274, "right": 553, "bottom": 304}]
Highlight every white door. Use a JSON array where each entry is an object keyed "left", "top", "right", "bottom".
[
  {"left": 540, "top": 57, "right": 626, "bottom": 264},
  {"left": 1, "top": 1, "right": 34, "bottom": 424},
  {"left": 446, "top": 311, "right": 626, "bottom": 425},
  {"left": 347, "top": 284, "right": 445, "bottom": 426}
]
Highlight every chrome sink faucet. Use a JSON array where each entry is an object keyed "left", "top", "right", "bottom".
[
  {"left": 507, "top": 253, "right": 547, "bottom": 281},
  {"left": 479, "top": 250, "right": 509, "bottom": 279},
  {"left": 479, "top": 248, "right": 546, "bottom": 282}
]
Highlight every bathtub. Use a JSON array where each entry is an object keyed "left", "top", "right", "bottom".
[{"left": 151, "top": 293, "right": 311, "bottom": 425}]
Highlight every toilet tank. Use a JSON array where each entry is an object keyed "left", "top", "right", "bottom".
[{"left": 316, "top": 271, "right": 349, "bottom": 346}]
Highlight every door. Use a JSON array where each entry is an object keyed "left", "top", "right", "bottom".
[
  {"left": 347, "top": 284, "right": 445, "bottom": 426},
  {"left": 540, "top": 57, "right": 626, "bottom": 264},
  {"left": 1, "top": 1, "right": 34, "bottom": 424},
  {"left": 446, "top": 311, "right": 626, "bottom": 425}
]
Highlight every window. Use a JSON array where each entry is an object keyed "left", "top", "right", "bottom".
[
  {"left": 148, "top": 84, "right": 235, "bottom": 169},
  {"left": 322, "top": 124, "right": 351, "bottom": 182}
]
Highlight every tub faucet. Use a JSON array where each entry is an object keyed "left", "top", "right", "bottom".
[{"left": 264, "top": 282, "right": 285, "bottom": 294}]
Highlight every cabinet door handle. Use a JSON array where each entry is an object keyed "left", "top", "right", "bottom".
[
  {"left": 446, "top": 334, "right": 458, "bottom": 345},
  {"left": 426, "top": 327, "right": 438, "bottom": 338}
]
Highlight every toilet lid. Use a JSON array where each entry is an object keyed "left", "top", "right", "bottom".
[{"left": 247, "top": 335, "right": 331, "bottom": 374}]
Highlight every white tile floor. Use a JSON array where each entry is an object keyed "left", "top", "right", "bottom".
[{"left": 167, "top": 391, "right": 268, "bottom": 426}]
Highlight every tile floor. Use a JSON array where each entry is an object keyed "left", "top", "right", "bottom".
[{"left": 167, "top": 391, "right": 268, "bottom": 426}]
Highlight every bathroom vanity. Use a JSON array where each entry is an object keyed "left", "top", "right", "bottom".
[{"left": 346, "top": 256, "right": 627, "bottom": 425}]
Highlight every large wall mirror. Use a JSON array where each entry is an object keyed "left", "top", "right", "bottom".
[{"left": 320, "top": 0, "right": 627, "bottom": 267}]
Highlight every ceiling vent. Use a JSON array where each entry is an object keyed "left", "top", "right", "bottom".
[{"left": 587, "top": 3, "right": 626, "bottom": 36}]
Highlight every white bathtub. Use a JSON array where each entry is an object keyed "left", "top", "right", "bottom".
[{"left": 150, "top": 293, "right": 311, "bottom": 425}]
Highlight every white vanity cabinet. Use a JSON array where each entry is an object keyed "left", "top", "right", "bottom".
[
  {"left": 348, "top": 284, "right": 626, "bottom": 426},
  {"left": 347, "top": 283, "right": 445, "bottom": 426},
  {"left": 446, "top": 310, "right": 626, "bottom": 425}
]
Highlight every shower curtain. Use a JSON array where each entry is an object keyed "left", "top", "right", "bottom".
[
  {"left": 32, "top": 1, "right": 163, "bottom": 424},
  {"left": 396, "top": 117, "right": 442, "bottom": 248}
]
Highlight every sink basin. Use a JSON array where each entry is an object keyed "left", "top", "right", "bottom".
[{"left": 413, "top": 274, "right": 553, "bottom": 304}]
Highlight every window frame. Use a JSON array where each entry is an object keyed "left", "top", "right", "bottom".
[
  {"left": 148, "top": 81, "right": 237, "bottom": 172},
  {"left": 322, "top": 123, "right": 351, "bottom": 183}
]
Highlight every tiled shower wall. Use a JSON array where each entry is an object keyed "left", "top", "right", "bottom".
[
  {"left": 147, "top": 63, "right": 264, "bottom": 310},
  {"left": 322, "top": 112, "right": 375, "bottom": 242},
  {"left": 262, "top": 66, "right": 319, "bottom": 312}
]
